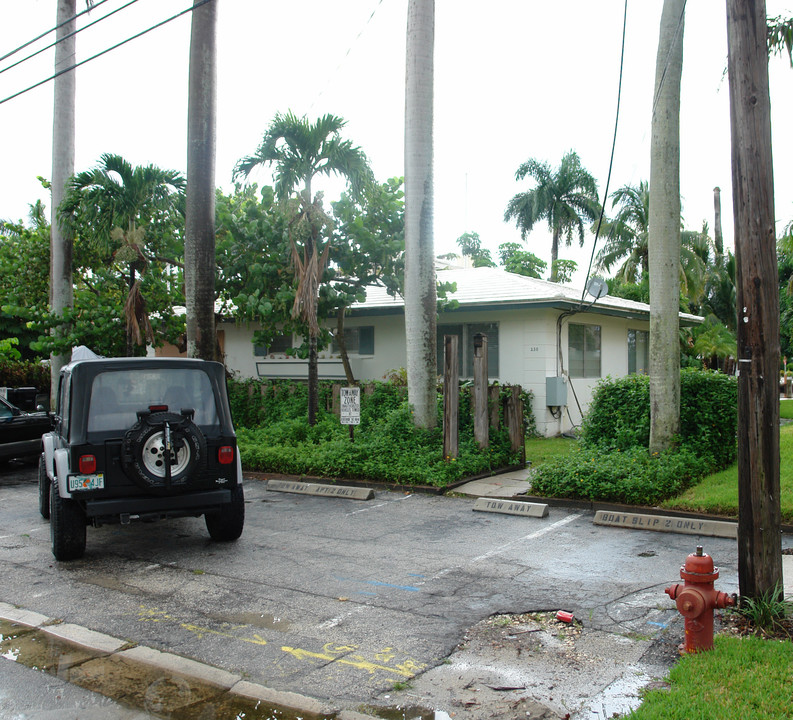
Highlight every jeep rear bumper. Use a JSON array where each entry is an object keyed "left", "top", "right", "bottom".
[{"left": 84, "top": 489, "right": 232, "bottom": 524}]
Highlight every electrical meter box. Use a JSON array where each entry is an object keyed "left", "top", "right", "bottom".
[{"left": 546, "top": 376, "right": 568, "bottom": 407}]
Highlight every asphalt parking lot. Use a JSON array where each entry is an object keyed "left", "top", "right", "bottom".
[{"left": 0, "top": 460, "right": 777, "bottom": 719}]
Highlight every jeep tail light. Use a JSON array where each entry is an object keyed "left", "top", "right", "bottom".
[
  {"left": 218, "top": 446, "right": 234, "bottom": 465},
  {"left": 79, "top": 454, "right": 97, "bottom": 474},
  {"left": 149, "top": 404, "right": 168, "bottom": 413}
]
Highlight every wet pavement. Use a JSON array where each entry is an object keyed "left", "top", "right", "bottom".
[{"left": 1, "top": 460, "right": 790, "bottom": 719}]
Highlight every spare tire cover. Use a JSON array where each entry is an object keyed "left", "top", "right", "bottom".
[{"left": 122, "top": 412, "right": 206, "bottom": 491}]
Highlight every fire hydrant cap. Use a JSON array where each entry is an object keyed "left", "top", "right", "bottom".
[{"left": 680, "top": 550, "right": 719, "bottom": 581}]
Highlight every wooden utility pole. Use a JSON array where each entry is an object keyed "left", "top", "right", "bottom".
[
  {"left": 473, "top": 333, "right": 489, "bottom": 449},
  {"left": 442, "top": 335, "right": 458, "bottom": 460},
  {"left": 726, "top": 0, "right": 783, "bottom": 600}
]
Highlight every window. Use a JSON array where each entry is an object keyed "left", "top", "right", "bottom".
[
  {"left": 628, "top": 329, "right": 649, "bottom": 375},
  {"left": 436, "top": 322, "right": 499, "bottom": 378},
  {"left": 254, "top": 334, "right": 292, "bottom": 356},
  {"left": 331, "top": 326, "right": 375, "bottom": 355},
  {"left": 568, "top": 323, "right": 601, "bottom": 378}
]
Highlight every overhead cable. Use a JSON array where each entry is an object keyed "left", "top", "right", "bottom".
[
  {"left": 0, "top": 0, "right": 111, "bottom": 64},
  {"left": 0, "top": 0, "right": 141, "bottom": 78},
  {"left": 0, "top": 0, "right": 214, "bottom": 107}
]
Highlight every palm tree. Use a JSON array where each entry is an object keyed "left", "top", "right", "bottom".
[
  {"left": 648, "top": 0, "right": 685, "bottom": 453},
  {"left": 596, "top": 181, "right": 650, "bottom": 282},
  {"left": 50, "top": 0, "right": 77, "bottom": 404},
  {"left": 185, "top": 0, "right": 218, "bottom": 361},
  {"left": 504, "top": 151, "right": 600, "bottom": 282},
  {"left": 59, "top": 154, "right": 186, "bottom": 356},
  {"left": 404, "top": 0, "right": 437, "bottom": 429},
  {"left": 234, "top": 111, "right": 372, "bottom": 425}
]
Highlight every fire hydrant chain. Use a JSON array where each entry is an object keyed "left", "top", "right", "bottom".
[{"left": 665, "top": 545, "right": 736, "bottom": 653}]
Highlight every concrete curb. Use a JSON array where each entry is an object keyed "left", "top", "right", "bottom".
[{"left": 0, "top": 604, "right": 346, "bottom": 719}]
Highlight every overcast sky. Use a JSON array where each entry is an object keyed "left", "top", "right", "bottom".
[{"left": 2, "top": 0, "right": 792, "bottom": 287}]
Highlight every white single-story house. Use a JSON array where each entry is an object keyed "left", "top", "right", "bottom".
[{"left": 214, "top": 267, "right": 702, "bottom": 438}]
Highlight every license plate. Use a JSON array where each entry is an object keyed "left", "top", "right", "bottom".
[{"left": 69, "top": 474, "right": 104, "bottom": 492}]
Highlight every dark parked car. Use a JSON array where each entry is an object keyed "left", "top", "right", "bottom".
[
  {"left": 40, "top": 357, "right": 244, "bottom": 561},
  {"left": 0, "top": 394, "right": 52, "bottom": 463}
]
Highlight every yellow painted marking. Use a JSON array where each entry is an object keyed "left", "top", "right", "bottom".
[
  {"left": 281, "top": 645, "right": 424, "bottom": 678},
  {"left": 137, "top": 606, "right": 267, "bottom": 647}
]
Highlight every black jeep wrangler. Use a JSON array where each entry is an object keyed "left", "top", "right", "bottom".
[{"left": 40, "top": 357, "right": 244, "bottom": 560}]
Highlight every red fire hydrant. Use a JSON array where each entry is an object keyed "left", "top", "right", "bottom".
[{"left": 665, "top": 546, "right": 736, "bottom": 653}]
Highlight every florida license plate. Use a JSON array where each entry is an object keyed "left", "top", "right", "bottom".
[{"left": 69, "top": 474, "right": 105, "bottom": 492}]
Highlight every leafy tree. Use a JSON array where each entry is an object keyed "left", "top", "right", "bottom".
[
  {"left": 330, "top": 177, "right": 405, "bottom": 383},
  {"left": 596, "top": 181, "right": 651, "bottom": 282},
  {"left": 552, "top": 259, "right": 577, "bottom": 284},
  {"left": 456, "top": 231, "right": 495, "bottom": 267},
  {"left": 504, "top": 150, "right": 600, "bottom": 282},
  {"left": 233, "top": 112, "right": 373, "bottom": 424},
  {"left": 767, "top": 15, "right": 793, "bottom": 65},
  {"left": 497, "top": 242, "right": 547, "bottom": 278},
  {"left": 59, "top": 154, "right": 186, "bottom": 356}
]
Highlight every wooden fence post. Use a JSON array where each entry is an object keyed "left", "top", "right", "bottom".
[
  {"left": 473, "top": 333, "right": 489, "bottom": 449},
  {"left": 505, "top": 386, "right": 525, "bottom": 463},
  {"left": 443, "top": 335, "right": 459, "bottom": 460},
  {"left": 489, "top": 385, "right": 500, "bottom": 429},
  {"left": 332, "top": 383, "right": 341, "bottom": 417}
]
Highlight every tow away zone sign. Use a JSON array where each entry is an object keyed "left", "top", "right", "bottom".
[{"left": 340, "top": 386, "right": 361, "bottom": 425}]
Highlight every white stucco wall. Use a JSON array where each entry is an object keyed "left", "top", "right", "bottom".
[{"left": 218, "top": 308, "right": 649, "bottom": 438}]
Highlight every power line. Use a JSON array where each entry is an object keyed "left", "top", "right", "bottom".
[
  {"left": 580, "top": 0, "right": 630, "bottom": 303},
  {"left": 0, "top": 0, "right": 111, "bottom": 64},
  {"left": 0, "top": 0, "right": 214, "bottom": 107},
  {"left": 0, "top": 0, "right": 141, "bottom": 78}
]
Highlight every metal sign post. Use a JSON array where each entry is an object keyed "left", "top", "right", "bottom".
[{"left": 340, "top": 386, "right": 361, "bottom": 442}]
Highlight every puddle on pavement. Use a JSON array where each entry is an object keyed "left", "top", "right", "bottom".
[
  {"left": 360, "top": 706, "right": 452, "bottom": 720},
  {"left": 207, "top": 611, "right": 291, "bottom": 632},
  {"left": 0, "top": 619, "right": 327, "bottom": 719}
]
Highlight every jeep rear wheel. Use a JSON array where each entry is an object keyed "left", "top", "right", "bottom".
[
  {"left": 123, "top": 412, "right": 206, "bottom": 492},
  {"left": 50, "top": 486, "right": 86, "bottom": 561},
  {"left": 38, "top": 454, "right": 50, "bottom": 519},
  {"left": 205, "top": 485, "right": 245, "bottom": 541}
]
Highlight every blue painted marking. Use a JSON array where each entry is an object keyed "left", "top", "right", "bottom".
[
  {"left": 407, "top": 573, "right": 425, "bottom": 578},
  {"left": 334, "top": 576, "right": 421, "bottom": 592},
  {"left": 647, "top": 621, "right": 668, "bottom": 628}
]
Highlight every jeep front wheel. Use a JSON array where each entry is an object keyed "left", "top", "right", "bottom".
[
  {"left": 205, "top": 485, "right": 245, "bottom": 541},
  {"left": 38, "top": 454, "right": 50, "bottom": 519},
  {"left": 50, "top": 486, "right": 87, "bottom": 561}
]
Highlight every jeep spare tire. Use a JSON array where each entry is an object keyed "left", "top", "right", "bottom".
[{"left": 122, "top": 412, "right": 206, "bottom": 491}]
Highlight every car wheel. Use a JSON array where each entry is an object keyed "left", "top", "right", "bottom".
[
  {"left": 205, "top": 485, "right": 245, "bottom": 542},
  {"left": 122, "top": 412, "right": 206, "bottom": 492},
  {"left": 38, "top": 454, "right": 50, "bottom": 519},
  {"left": 50, "top": 484, "right": 86, "bottom": 561}
]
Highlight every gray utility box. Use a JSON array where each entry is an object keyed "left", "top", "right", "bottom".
[{"left": 546, "top": 376, "right": 568, "bottom": 407}]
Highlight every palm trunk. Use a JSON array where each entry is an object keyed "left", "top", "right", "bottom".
[
  {"left": 404, "top": 0, "right": 437, "bottom": 428},
  {"left": 185, "top": 0, "right": 218, "bottom": 361},
  {"left": 648, "top": 0, "right": 684, "bottom": 452},
  {"left": 50, "top": 0, "right": 76, "bottom": 403},
  {"left": 550, "top": 228, "right": 560, "bottom": 282}
]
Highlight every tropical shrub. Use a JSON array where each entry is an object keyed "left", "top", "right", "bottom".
[{"left": 228, "top": 378, "right": 535, "bottom": 487}]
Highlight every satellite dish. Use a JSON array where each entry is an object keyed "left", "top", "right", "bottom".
[{"left": 585, "top": 276, "right": 608, "bottom": 299}]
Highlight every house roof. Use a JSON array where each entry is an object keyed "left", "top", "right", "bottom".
[{"left": 351, "top": 267, "right": 702, "bottom": 325}]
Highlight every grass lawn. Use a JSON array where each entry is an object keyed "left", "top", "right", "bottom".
[
  {"left": 524, "top": 435, "right": 575, "bottom": 467},
  {"left": 781, "top": 398, "right": 793, "bottom": 419},
  {"left": 626, "top": 635, "right": 793, "bottom": 720},
  {"left": 661, "top": 422, "right": 793, "bottom": 524}
]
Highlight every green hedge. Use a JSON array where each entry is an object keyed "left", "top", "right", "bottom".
[
  {"left": 531, "top": 369, "right": 738, "bottom": 506},
  {"left": 580, "top": 369, "right": 738, "bottom": 468},
  {"left": 0, "top": 360, "right": 50, "bottom": 395},
  {"left": 228, "top": 378, "right": 534, "bottom": 487}
]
